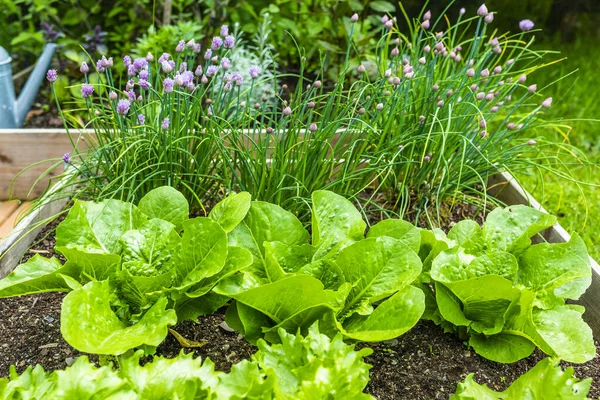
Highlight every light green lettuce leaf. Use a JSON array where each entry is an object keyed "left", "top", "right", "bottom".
[
  {"left": 311, "top": 190, "right": 366, "bottom": 259},
  {"left": 0, "top": 364, "right": 56, "bottom": 399},
  {"left": 55, "top": 247, "right": 121, "bottom": 281},
  {"left": 481, "top": 205, "right": 556, "bottom": 254},
  {"left": 451, "top": 358, "right": 592, "bottom": 399},
  {"left": 120, "top": 218, "right": 180, "bottom": 278},
  {"left": 448, "top": 220, "right": 483, "bottom": 254},
  {"left": 56, "top": 199, "right": 147, "bottom": 255},
  {"left": 209, "top": 192, "right": 252, "bottom": 233},
  {"left": 0, "top": 255, "right": 78, "bottom": 297},
  {"left": 138, "top": 186, "right": 189, "bottom": 231},
  {"left": 335, "top": 236, "right": 422, "bottom": 318},
  {"left": 435, "top": 282, "right": 471, "bottom": 328},
  {"left": 254, "top": 323, "right": 374, "bottom": 400},
  {"left": 430, "top": 247, "right": 475, "bottom": 283},
  {"left": 119, "top": 350, "right": 220, "bottom": 399},
  {"left": 366, "top": 219, "right": 421, "bottom": 253},
  {"left": 217, "top": 360, "right": 274, "bottom": 400},
  {"left": 465, "top": 251, "right": 518, "bottom": 281},
  {"left": 419, "top": 229, "right": 455, "bottom": 281},
  {"left": 229, "top": 201, "right": 308, "bottom": 283},
  {"left": 174, "top": 217, "right": 228, "bottom": 289},
  {"left": 263, "top": 242, "right": 316, "bottom": 276},
  {"left": 61, "top": 281, "right": 177, "bottom": 355},
  {"left": 468, "top": 332, "right": 536, "bottom": 363},
  {"left": 53, "top": 357, "right": 135, "bottom": 399},
  {"left": 517, "top": 234, "right": 591, "bottom": 302}
]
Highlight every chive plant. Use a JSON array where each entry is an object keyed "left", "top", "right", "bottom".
[{"left": 41, "top": 2, "right": 583, "bottom": 224}]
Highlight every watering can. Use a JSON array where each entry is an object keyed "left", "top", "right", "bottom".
[{"left": 0, "top": 43, "right": 56, "bottom": 129}]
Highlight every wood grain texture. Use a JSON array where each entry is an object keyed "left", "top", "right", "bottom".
[
  {"left": 0, "top": 201, "right": 19, "bottom": 227},
  {"left": 0, "top": 202, "right": 32, "bottom": 239},
  {"left": 0, "top": 129, "right": 91, "bottom": 200}
]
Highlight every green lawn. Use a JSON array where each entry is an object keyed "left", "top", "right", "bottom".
[{"left": 518, "top": 39, "right": 600, "bottom": 261}]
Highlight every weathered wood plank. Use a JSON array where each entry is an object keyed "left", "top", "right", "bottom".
[
  {"left": 0, "top": 202, "right": 32, "bottom": 239},
  {"left": 0, "top": 201, "right": 19, "bottom": 227},
  {"left": 0, "top": 129, "right": 91, "bottom": 200}
]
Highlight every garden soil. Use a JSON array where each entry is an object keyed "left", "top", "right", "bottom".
[{"left": 1, "top": 211, "right": 599, "bottom": 399}]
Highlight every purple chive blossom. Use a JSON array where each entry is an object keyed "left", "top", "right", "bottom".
[
  {"left": 309, "top": 123, "right": 318, "bottom": 132},
  {"left": 186, "top": 39, "right": 195, "bottom": 49},
  {"left": 460, "top": 7, "right": 466, "bottom": 15},
  {"left": 174, "top": 73, "right": 184, "bottom": 86},
  {"left": 80, "top": 62, "right": 89, "bottom": 73},
  {"left": 224, "top": 35, "right": 235, "bottom": 49},
  {"left": 518, "top": 74, "right": 527, "bottom": 83},
  {"left": 541, "top": 97, "right": 552, "bottom": 108},
  {"left": 423, "top": 10, "right": 431, "bottom": 20},
  {"left": 116, "top": 99, "right": 131, "bottom": 115},
  {"left": 382, "top": 15, "right": 389, "bottom": 24},
  {"left": 477, "top": 4, "right": 488, "bottom": 16},
  {"left": 221, "top": 57, "right": 231, "bottom": 70},
  {"left": 350, "top": 13, "right": 359, "bottom": 23},
  {"left": 124, "top": 55, "right": 132, "bottom": 67},
  {"left": 126, "top": 79, "right": 135, "bottom": 91},
  {"left": 376, "top": 103, "right": 384, "bottom": 110},
  {"left": 127, "top": 65, "right": 136, "bottom": 76},
  {"left": 232, "top": 72, "right": 243, "bottom": 86},
  {"left": 109, "top": 91, "right": 118, "bottom": 100},
  {"left": 249, "top": 65, "right": 260, "bottom": 79},
  {"left": 357, "top": 65, "right": 366, "bottom": 73},
  {"left": 211, "top": 37, "right": 223, "bottom": 50},
  {"left": 519, "top": 19, "right": 534, "bottom": 31},
  {"left": 493, "top": 66, "right": 502, "bottom": 74},
  {"left": 195, "top": 65, "right": 203, "bottom": 76},
  {"left": 201, "top": 76, "right": 209, "bottom": 84},
  {"left": 385, "top": 20, "right": 393, "bottom": 29},
  {"left": 204, "top": 49, "right": 213, "bottom": 60},
  {"left": 133, "top": 58, "right": 147, "bottom": 71},
  {"left": 206, "top": 65, "right": 218, "bottom": 77},
  {"left": 46, "top": 69, "right": 57, "bottom": 82},
  {"left": 181, "top": 71, "right": 194, "bottom": 86},
  {"left": 161, "top": 118, "right": 170, "bottom": 130},
  {"left": 220, "top": 25, "right": 229, "bottom": 37},
  {"left": 480, "top": 68, "right": 490, "bottom": 77},
  {"left": 223, "top": 82, "right": 233, "bottom": 93},
  {"left": 161, "top": 60, "right": 174, "bottom": 73},
  {"left": 174, "top": 40, "right": 184, "bottom": 52},
  {"left": 484, "top": 13, "right": 494, "bottom": 23},
  {"left": 62, "top": 152, "right": 71, "bottom": 164},
  {"left": 466, "top": 68, "right": 475, "bottom": 77},
  {"left": 146, "top": 52, "right": 154, "bottom": 61},
  {"left": 421, "top": 20, "right": 430, "bottom": 29},
  {"left": 139, "top": 79, "right": 151, "bottom": 90},
  {"left": 476, "top": 92, "right": 485, "bottom": 100},
  {"left": 391, "top": 47, "right": 399, "bottom": 57},
  {"left": 139, "top": 69, "right": 149, "bottom": 80},
  {"left": 507, "top": 122, "right": 515, "bottom": 130},
  {"left": 528, "top": 84, "right": 537, "bottom": 93},
  {"left": 163, "top": 78, "right": 175, "bottom": 93},
  {"left": 283, "top": 106, "right": 292, "bottom": 116},
  {"left": 528, "top": 139, "right": 537, "bottom": 145},
  {"left": 158, "top": 53, "right": 170, "bottom": 64},
  {"left": 127, "top": 90, "right": 136, "bottom": 102},
  {"left": 81, "top": 84, "right": 94, "bottom": 98},
  {"left": 138, "top": 114, "right": 145, "bottom": 124}
]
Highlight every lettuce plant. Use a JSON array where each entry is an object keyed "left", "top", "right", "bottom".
[
  {"left": 424, "top": 205, "right": 595, "bottom": 363},
  {"left": 0, "top": 323, "right": 374, "bottom": 400},
  {"left": 451, "top": 358, "right": 592, "bottom": 399},
  {"left": 0, "top": 187, "right": 254, "bottom": 355},
  {"left": 215, "top": 190, "right": 425, "bottom": 343}
]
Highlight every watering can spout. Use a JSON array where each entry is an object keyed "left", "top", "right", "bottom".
[
  {"left": 0, "top": 43, "right": 56, "bottom": 129},
  {"left": 15, "top": 43, "right": 57, "bottom": 128}
]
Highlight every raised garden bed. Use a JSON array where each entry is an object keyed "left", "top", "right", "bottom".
[{"left": 1, "top": 129, "right": 599, "bottom": 398}]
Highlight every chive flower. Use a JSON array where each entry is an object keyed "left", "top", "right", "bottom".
[
  {"left": 79, "top": 62, "right": 89, "bottom": 73},
  {"left": 224, "top": 35, "right": 235, "bottom": 49},
  {"left": 376, "top": 103, "right": 384, "bottom": 110},
  {"left": 493, "top": 66, "right": 502, "bottom": 74},
  {"left": 309, "top": 123, "right": 318, "bottom": 132},
  {"left": 220, "top": 25, "right": 229, "bottom": 37},
  {"left": 206, "top": 65, "right": 218, "bottom": 77},
  {"left": 123, "top": 55, "right": 132, "bottom": 66},
  {"left": 466, "top": 68, "right": 475, "bottom": 77},
  {"left": 460, "top": 8, "right": 466, "bottom": 15},
  {"left": 146, "top": 52, "right": 154, "bottom": 61},
  {"left": 423, "top": 10, "right": 431, "bottom": 20},
  {"left": 138, "top": 114, "right": 145, "bottom": 124},
  {"left": 249, "top": 65, "right": 260, "bottom": 79},
  {"left": 211, "top": 37, "right": 223, "bottom": 50},
  {"left": 391, "top": 47, "right": 399, "bottom": 57},
  {"left": 204, "top": 49, "right": 212, "bottom": 60},
  {"left": 507, "top": 122, "right": 515, "bottom": 130},
  {"left": 163, "top": 78, "right": 175, "bottom": 93},
  {"left": 161, "top": 60, "right": 173, "bottom": 73},
  {"left": 81, "top": 84, "right": 94, "bottom": 98},
  {"left": 193, "top": 43, "right": 201, "bottom": 53},
  {"left": 109, "top": 91, "right": 118, "bottom": 100},
  {"left": 139, "top": 70, "right": 149, "bottom": 80},
  {"left": 484, "top": 13, "right": 494, "bottom": 23},
  {"left": 221, "top": 57, "right": 231, "bottom": 70},
  {"left": 133, "top": 58, "right": 147, "bottom": 71},
  {"left": 541, "top": 97, "right": 552, "bottom": 108},
  {"left": 519, "top": 19, "right": 534, "bottom": 31},
  {"left": 195, "top": 65, "right": 203, "bottom": 76},
  {"left": 477, "top": 4, "right": 488, "bottom": 16},
  {"left": 126, "top": 90, "right": 136, "bottom": 102},
  {"left": 385, "top": 20, "right": 393, "bottom": 29},
  {"left": 528, "top": 139, "right": 537, "bottom": 145},
  {"left": 421, "top": 20, "right": 430, "bottom": 29},
  {"left": 528, "top": 84, "right": 537, "bottom": 93},
  {"left": 232, "top": 72, "right": 243, "bottom": 86},
  {"left": 223, "top": 82, "right": 233, "bottom": 92},
  {"left": 139, "top": 79, "right": 151, "bottom": 90},
  {"left": 176, "top": 40, "right": 185, "bottom": 52},
  {"left": 46, "top": 69, "right": 57, "bottom": 83},
  {"left": 158, "top": 53, "right": 170, "bottom": 63},
  {"left": 357, "top": 65, "right": 365, "bottom": 73},
  {"left": 518, "top": 74, "right": 527, "bottom": 83},
  {"left": 161, "top": 118, "right": 170, "bottom": 130},
  {"left": 62, "top": 152, "right": 71, "bottom": 164},
  {"left": 283, "top": 106, "right": 292, "bottom": 116},
  {"left": 480, "top": 68, "right": 489, "bottom": 78},
  {"left": 418, "top": 57, "right": 426, "bottom": 65},
  {"left": 350, "top": 13, "right": 359, "bottom": 23},
  {"left": 116, "top": 99, "right": 131, "bottom": 115}
]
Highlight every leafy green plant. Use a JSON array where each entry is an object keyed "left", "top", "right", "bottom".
[
  {"left": 216, "top": 190, "right": 425, "bottom": 343},
  {"left": 451, "top": 358, "right": 592, "bottom": 399},
  {"left": 0, "top": 187, "right": 254, "bottom": 355},
  {"left": 423, "top": 205, "right": 595, "bottom": 363},
  {"left": 0, "top": 323, "right": 374, "bottom": 400}
]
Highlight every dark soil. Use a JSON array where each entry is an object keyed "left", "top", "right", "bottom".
[{"left": 1, "top": 209, "right": 599, "bottom": 399}]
